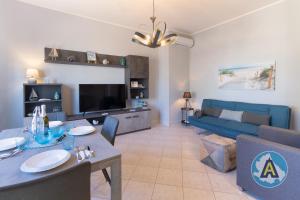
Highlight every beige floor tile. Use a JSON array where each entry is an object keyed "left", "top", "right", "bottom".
[
  {"left": 91, "top": 171, "right": 107, "bottom": 186},
  {"left": 214, "top": 191, "right": 249, "bottom": 200},
  {"left": 122, "top": 164, "right": 136, "bottom": 180},
  {"left": 114, "top": 143, "right": 128, "bottom": 153},
  {"left": 160, "top": 157, "right": 182, "bottom": 169},
  {"left": 111, "top": 125, "right": 258, "bottom": 200},
  {"left": 122, "top": 153, "right": 141, "bottom": 166},
  {"left": 208, "top": 173, "right": 240, "bottom": 194},
  {"left": 143, "top": 146, "right": 163, "bottom": 157},
  {"left": 122, "top": 179, "right": 129, "bottom": 192},
  {"left": 183, "top": 188, "right": 215, "bottom": 200},
  {"left": 163, "top": 148, "right": 182, "bottom": 158},
  {"left": 156, "top": 168, "right": 183, "bottom": 186},
  {"left": 183, "top": 171, "right": 212, "bottom": 190},
  {"left": 123, "top": 181, "right": 154, "bottom": 200},
  {"left": 182, "top": 159, "right": 206, "bottom": 172},
  {"left": 91, "top": 182, "right": 110, "bottom": 199},
  {"left": 204, "top": 165, "right": 224, "bottom": 175},
  {"left": 182, "top": 144, "right": 200, "bottom": 152},
  {"left": 138, "top": 155, "right": 161, "bottom": 168},
  {"left": 152, "top": 184, "right": 183, "bottom": 200},
  {"left": 182, "top": 149, "right": 200, "bottom": 160},
  {"left": 131, "top": 166, "right": 158, "bottom": 183}
]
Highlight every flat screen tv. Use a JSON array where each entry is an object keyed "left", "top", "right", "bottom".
[{"left": 79, "top": 84, "right": 126, "bottom": 113}]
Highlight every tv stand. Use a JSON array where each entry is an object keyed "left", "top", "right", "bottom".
[{"left": 67, "top": 108, "right": 151, "bottom": 135}]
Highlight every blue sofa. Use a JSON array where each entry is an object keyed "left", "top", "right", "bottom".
[{"left": 188, "top": 99, "right": 291, "bottom": 139}]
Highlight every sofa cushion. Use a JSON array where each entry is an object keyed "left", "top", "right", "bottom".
[
  {"left": 242, "top": 112, "right": 270, "bottom": 126},
  {"left": 197, "top": 116, "right": 258, "bottom": 135},
  {"left": 219, "top": 109, "right": 243, "bottom": 122},
  {"left": 202, "top": 108, "right": 222, "bottom": 117}
]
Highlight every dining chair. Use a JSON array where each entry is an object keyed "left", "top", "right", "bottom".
[
  {"left": 0, "top": 162, "right": 91, "bottom": 200},
  {"left": 101, "top": 116, "right": 119, "bottom": 185}
]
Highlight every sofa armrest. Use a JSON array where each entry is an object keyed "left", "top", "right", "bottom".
[
  {"left": 193, "top": 109, "right": 203, "bottom": 118},
  {"left": 258, "top": 125, "right": 300, "bottom": 148},
  {"left": 237, "top": 134, "right": 300, "bottom": 200}
]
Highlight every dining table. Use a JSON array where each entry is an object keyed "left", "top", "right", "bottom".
[{"left": 0, "top": 119, "right": 122, "bottom": 200}]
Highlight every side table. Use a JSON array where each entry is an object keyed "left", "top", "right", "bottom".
[{"left": 181, "top": 107, "right": 194, "bottom": 126}]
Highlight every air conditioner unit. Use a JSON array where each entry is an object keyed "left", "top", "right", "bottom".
[{"left": 175, "top": 36, "right": 194, "bottom": 48}]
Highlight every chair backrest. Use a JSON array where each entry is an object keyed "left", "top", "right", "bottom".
[
  {"left": 202, "top": 99, "right": 291, "bottom": 129},
  {"left": 101, "top": 116, "right": 119, "bottom": 145},
  {"left": 258, "top": 125, "right": 300, "bottom": 148},
  {"left": 0, "top": 162, "right": 91, "bottom": 200}
]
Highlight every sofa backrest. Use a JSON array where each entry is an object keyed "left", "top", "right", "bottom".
[
  {"left": 201, "top": 99, "right": 291, "bottom": 129},
  {"left": 258, "top": 125, "right": 300, "bottom": 148}
]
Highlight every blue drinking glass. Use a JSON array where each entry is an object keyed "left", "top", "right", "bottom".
[
  {"left": 62, "top": 135, "right": 75, "bottom": 150},
  {"left": 49, "top": 126, "right": 65, "bottom": 138},
  {"left": 34, "top": 130, "right": 51, "bottom": 145}
]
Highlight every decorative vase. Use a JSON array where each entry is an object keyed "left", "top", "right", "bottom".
[
  {"left": 120, "top": 57, "right": 126, "bottom": 66},
  {"left": 54, "top": 91, "right": 60, "bottom": 100},
  {"left": 102, "top": 59, "right": 109, "bottom": 65}
]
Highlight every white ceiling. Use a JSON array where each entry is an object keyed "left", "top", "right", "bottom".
[{"left": 18, "top": 0, "right": 280, "bottom": 35}]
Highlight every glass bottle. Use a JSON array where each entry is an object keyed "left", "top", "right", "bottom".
[{"left": 40, "top": 105, "right": 49, "bottom": 135}]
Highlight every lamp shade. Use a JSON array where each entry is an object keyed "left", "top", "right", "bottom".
[
  {"left": 26, "top": 69, "right": 39, "bottom": 78},
  {"left": 183, "top": 92, "right": 192, "bottom": 99}
]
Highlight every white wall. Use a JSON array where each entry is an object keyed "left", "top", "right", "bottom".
[
  {"left": 169, "top": 44, "right": 190, "bottom": 124},
  {"left": 156, "top": 44, "right": 190, "bottom": 126},
  {"left": 190, "top": 0, "right": 300, "bottom": 129},
  {"left": 156, "top": 47, "right": 170, "bottom": 126},
  {"left": 0, "top": 0, "right": 160, "bottom": 130}
]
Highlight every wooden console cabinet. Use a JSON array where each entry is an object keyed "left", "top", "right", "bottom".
[
  {"left": 113, "top": 110, "right": 150, "bottom": 134},
  {"left": 67, "top": 108, "right": 151, "bottom": 135}
]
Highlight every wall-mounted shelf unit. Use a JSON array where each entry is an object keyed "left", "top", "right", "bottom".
[
  {"left": 44, "top": 48, "right": 127, "bottom": 68},
  {"left": 23, "top": 83, "right": 63, "bottom": 117},
  {"left": 125, "top": 55, "right": 149, "bottom": 99}
]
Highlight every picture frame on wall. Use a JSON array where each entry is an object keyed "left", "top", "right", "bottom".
[
  {"left": 131, "top": 81, "right": 139, "bottom": 88},
  {"left": 218, "top": 63, "right": 276, "bottom": 91},
  {"left": 87, "top": 51, "right": 97, "bottom": 64}
]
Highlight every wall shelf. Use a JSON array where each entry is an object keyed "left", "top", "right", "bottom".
[
  {"left": 125, "top": 55, "right": 149, "bottom": 99},
  {"left": 23, "top": 84, "right": 63, "bottom": 117},
  {"left": 24, "top": 100, "right": 62, "bottom": 104},
  {"left": 44, "top": 48, "right": 127, "bottom": 68},
  {"left": 130, "top": 87, "right": 147, "bottom": 90}
]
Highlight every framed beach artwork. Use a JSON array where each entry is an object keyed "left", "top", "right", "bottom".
[{"left": 218, "top": 63, "right": 276, "bottom": 90}]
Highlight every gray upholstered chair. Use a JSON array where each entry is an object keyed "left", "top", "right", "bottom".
[
  {"left": 101, "top": 116, "right": 119, "bottom": 185},
  {"left": 237, "top": 125, "right": 300, "bottom": 200},
  {"left": 0, "top": 162, "right": 91, "bottom": 200}
]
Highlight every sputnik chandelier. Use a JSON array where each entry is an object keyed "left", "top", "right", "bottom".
[{"left": 132, "top": 0, "right": 177, "bottom": 48}]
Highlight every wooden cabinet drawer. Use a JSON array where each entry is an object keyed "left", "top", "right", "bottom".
[{"left": 113, "top": 111, "right": 151, "bottom": 134}]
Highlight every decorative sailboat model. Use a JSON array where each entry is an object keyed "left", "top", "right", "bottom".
[
  {"left": 29, "top": 89, "right": 38, "bottom": 101},
  {"left": 48, "top": 48, "right": 59, "bottom": 61}
]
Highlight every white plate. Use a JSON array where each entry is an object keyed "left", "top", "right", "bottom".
[
  {"left": 49, "top": 121, "right": 63, "bottom": 128},
  {"left": 20, "top": 149, "right": 71, "bottom": 173},
  {"left": 69, "top": 126, "right": 96, "bottom": 136},
  {"left": 0, "top": 137, "right": 25, "bottom": 152}
]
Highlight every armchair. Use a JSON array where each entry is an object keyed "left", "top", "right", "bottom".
[{"left": 237, "top": 125, "right": 300, "bottom": 200}]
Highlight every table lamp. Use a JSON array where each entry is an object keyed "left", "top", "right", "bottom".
[
  {"left": 26, "top": 69, "right": 40, "bottom": 84},
  {"left": 183, "top": 91, "right": 192, "bottom": 108}
]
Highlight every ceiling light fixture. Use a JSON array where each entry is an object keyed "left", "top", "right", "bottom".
[{"left": 132, "top": 0, "right": 177, "bottom": 48}]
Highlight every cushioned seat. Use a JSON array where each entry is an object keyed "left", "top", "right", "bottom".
[{"left": 191, "top": 116, "right": 258, "bottom": 138}]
